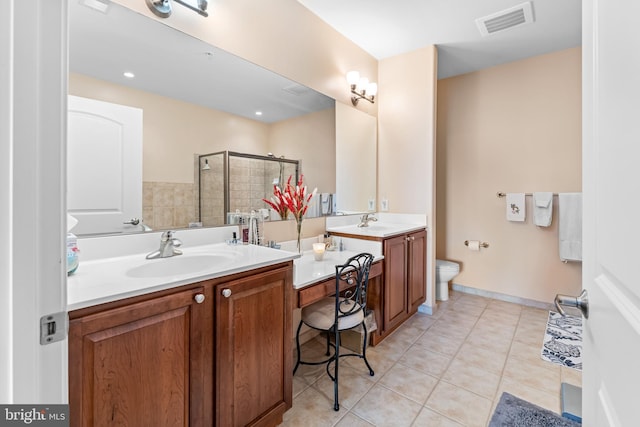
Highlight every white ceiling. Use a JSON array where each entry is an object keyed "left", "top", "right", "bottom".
[{"left": 297, "top": 0, "right": 582, "bottom": 79}]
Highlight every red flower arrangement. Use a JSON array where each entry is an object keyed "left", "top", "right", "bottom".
[
  {"left": 263, "top": 175, "right": 316, "bottom": 221},
  {"left": 263, "top": 174, "right": 317, "bottom": 252}
]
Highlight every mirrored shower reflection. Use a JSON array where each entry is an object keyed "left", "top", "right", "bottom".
[
  {"left": 197, "top": 151, "right": 299, "bottom": 227},
  {"left": 197, "top": 152, "right": 226, "bottom": 227}
]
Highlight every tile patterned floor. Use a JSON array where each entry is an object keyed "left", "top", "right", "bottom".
[{"left": 280, "top": 290, "right": 582, "bottom": 427}]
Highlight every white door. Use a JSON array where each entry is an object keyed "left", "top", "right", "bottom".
[
  {"left": 67, "top": 95, "right": 143, "bottom": 236},
  {"left": 582, "top": 0, "right": 640, "bottom": 425}
]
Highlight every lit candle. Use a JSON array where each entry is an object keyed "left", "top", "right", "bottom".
[{"left": 312, "top": 243, "right": 326, "bottom": 261}]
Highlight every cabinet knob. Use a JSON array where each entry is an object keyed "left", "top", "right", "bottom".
[
  {"left": 406, "top": 237, "right": 411, "bottom": 242},
  {"left": 222, "top": 288, "right": 232, "bottom": 298},
  {"left": 411, "top": 236, "right": 415, "bottom": 241},
  {"left": 194, "top": 293, "right": 205, "bottom": 304}
]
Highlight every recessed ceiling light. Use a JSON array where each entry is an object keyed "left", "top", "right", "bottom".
[
  {"left": 123, "top": 71, "right": 135, "bottom": 79},
  {"left": 255, "top": 111, "right": 263, "bottom": 116}
]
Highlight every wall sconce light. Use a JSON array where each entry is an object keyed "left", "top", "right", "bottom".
[
  {"left": 346, "top": 71, "right": 377, "bottom": 106},
  {"left": 146, "top": 0, "right": 208, "bottom": 18}
]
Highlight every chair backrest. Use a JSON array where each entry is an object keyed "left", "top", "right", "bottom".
[{"left": 334, "top": 253, "right": 374, "bottom": 320}]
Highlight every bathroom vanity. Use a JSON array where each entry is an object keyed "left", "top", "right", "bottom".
[
  {"left": 326, "top": 222, "right": 427, "bottom": 344},
  {"left": 67, "top": 238, "right": 297, "bottom": 427}
]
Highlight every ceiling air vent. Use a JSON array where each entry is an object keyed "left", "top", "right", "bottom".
[{"left": 476, "top": 2, "right": 534, "bottom": 36}]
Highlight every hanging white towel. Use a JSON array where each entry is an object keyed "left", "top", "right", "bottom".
[
  {"left": 559, "top": 193, "right": 582, "bottom": 262},
  {"left": 506, "top": 193, "right": 526, "bottom": 222},
  {"left": 533, "top": 192, "right": 553, "bottom": 227}
]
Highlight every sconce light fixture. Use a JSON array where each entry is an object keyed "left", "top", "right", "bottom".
[
  {"left": 346, "top": 71, "right": 377, "bottom": 106},
  {"left": 146, "top": 0, "right": 208, "bottom": 18},
  {"left": 202, "top": 159, "right": 210, "bottom": 170}
]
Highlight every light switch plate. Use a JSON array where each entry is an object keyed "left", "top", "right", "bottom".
[{"left": 381, "top": 199, "right": 389, "bottom": 211}]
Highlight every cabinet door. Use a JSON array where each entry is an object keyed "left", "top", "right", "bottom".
[
  {"left": 383, "top": 235, "right": 408, "bottom": 332},
  {"left": 68, "top": 287, "right": 209, "bottom": 427},
  {"left": 408, "top": 230, "right": 427, "bottom": 313},
  {"left": 216, "top": 267, "right": 292, "bottom": 427}
]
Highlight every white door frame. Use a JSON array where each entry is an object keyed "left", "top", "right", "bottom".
[{"left": 0, "top": 0, "right": 67, "bottom": 403}]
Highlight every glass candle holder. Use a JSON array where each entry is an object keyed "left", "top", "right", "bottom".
[{"left": 312, "top": 243, "right": 326, "bottom": 261}]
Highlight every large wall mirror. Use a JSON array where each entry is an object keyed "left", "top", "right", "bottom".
[{"left": 68, "top": 1, "right": 375, "bottom": 236}]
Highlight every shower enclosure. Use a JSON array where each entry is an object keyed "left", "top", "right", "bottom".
[{"left": 197, "top": 151, "right": 299, "bottom": 227}]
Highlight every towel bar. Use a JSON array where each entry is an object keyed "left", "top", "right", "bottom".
[
  {"left": 464, "top": 240, "right": 489, "bottom": 248},
  {"left": 496, "top": 192, "right": 559, "bottom": 198}
]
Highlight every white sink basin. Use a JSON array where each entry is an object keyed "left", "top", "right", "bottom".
[{"left": 126, "top": 253, "right": 237, "bottom": 278}]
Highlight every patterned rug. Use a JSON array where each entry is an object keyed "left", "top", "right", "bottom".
[
  {"left": 489, "top": 392, "right": 581, "bottom": 426},
  {"left": 541, "top": 311, "right": 582, "bottom": 370}
]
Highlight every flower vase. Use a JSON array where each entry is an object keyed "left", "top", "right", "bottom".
[{"left": 296, "top": 220, "right": 302, "bottom": 253}]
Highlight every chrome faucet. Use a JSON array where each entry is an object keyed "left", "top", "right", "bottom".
[
  {"left": 124, "top": 217, "right": 152, "bottom": 232},
  {"left": 146, "top": 230, "right": 183, "bottom": 259},
  {"left": 358, "top": 213, "right": 378, "bottom": 227}
]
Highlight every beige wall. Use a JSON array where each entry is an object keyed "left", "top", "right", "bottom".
[
  {"left": 436, "top": 47, "right": 582, "bottom": 304},
  {"left": 268, "top": 108, "right": 336, "bottom": 195},
  {"left": 378, "top": 46, "right": 438, "bottom": 308}
]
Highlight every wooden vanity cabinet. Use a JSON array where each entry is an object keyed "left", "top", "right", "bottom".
[
  {"left": 215, "top": 265, "right": 293, "bottom": 427},
  {"left": 68, "top": 262, "right": 293, "bottom": 427},
  {"left": 407, "top": 230, "right": 427, "bottom": 313},
  {"left": 381, "top": 234, "right": 409, "bottom": 333},
  {"left": 378, "top": 229, "right": 427, "bottom": 340},
  {"left": 68, "top": 285, "right": 213, "bottom": 427},
  {"left": 371, "top": 229, "right": 427, "bottom": 344}
]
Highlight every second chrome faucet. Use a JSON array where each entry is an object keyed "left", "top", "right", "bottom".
[{"left": 358, "top": 213, "right": 378, "bottom": 228}]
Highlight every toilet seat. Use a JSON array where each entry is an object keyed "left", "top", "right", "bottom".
[{"left": 436, "top": 259, "right": 459, "bottom": 272}]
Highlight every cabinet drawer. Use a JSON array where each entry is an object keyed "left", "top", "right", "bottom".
[{"left": 296, "top": 260, "right": 383, "bottom": 308}]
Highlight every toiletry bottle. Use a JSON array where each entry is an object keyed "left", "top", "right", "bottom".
[
  {"left": 241, "top": 215, "right": 249, "bottom": 244},
  {"left": 67, "top": 233, "right": 79, "bottom": 275}
]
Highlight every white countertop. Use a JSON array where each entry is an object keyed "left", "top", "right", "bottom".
[
  {"left": 67, "top": 243, "right": 299, "bottom": 311},
  {"left": 293, "top": 249, "right": 384, "bottom": 289},
  {"left": 325, "top": 222, "right": 426, "bottom": 238}
]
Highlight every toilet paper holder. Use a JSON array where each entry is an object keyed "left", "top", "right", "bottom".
[{"left": 464, "top": 240, "right": 489, "bottom": 248}]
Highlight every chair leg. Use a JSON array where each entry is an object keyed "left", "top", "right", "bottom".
[
  {"left": 333, "top": 328, "right": 340, "bottom": 411},
  {"left": 293, "top": 320, "right": 304, "bottom": 375},
  {"left": 361, "top": 323, "right": 374, "bottom": 376}
]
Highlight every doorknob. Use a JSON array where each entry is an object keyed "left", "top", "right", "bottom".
[
  {"left": 123, "top": 218, "right": 140, "bottom": 225},
  {"left": 554, "top": 289, "right": 589, "bottom": 319}
]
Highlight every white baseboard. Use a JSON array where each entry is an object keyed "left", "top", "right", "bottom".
[
  {"left": 418, "top": 303, "right": 434, "bottom": 315},
  {"left": 451, "top": 283, "right": 556, "bottom": 310}
]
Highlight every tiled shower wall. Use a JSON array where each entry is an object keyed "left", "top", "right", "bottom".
[
  {"left": 228, "top": 156, "right": 298, "bottom": 215},
  {"left": 143, "top": 182, "right": 197, "bottom": 231},
  {"left": 199, "top": 153, "right": 225, "bottom": 227}
]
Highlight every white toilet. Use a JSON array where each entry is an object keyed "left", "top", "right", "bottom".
[{"left": 435, "top": 259, "right": 460, "bottom": 301}]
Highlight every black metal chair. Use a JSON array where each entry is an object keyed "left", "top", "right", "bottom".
[{"left": 293, "top": 252, "right": 375, "bottom": 411}]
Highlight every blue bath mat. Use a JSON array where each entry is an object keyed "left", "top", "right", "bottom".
[{"left": 489, "top": 392, "right": 581, "bottom": 426}]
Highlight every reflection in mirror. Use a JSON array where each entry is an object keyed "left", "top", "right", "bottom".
[
  {"left": 335, "top": 102, "right": 377, "bottom": 213},
  {"left": 69, "top": 1, "right": 374, "bottom": 236},
  {"left": 197, "top": 152, "right": 225, "bottom": 227},
  {"left": 197, "top": 151, "right": 300, "bottom": 228}
]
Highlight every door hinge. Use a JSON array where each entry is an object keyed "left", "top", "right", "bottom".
[{"left": 40, "top": 312, "right": 68, "bottom": 345}]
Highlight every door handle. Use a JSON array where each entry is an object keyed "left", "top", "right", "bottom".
[
  {"left": 123, "top": 218, "right": 140, "bottom": 225},
  {"left": 554, "top": 289, "right": 589, "bottom": 318}
]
